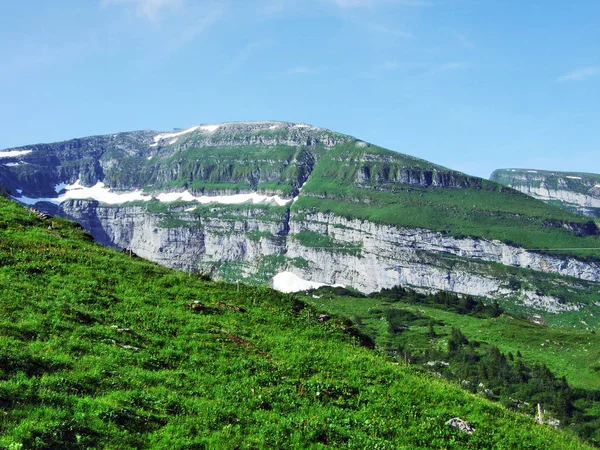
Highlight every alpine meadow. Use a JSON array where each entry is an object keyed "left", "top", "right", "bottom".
[{"left": 2, "top": 0, "right": 600, "bottom": 448}]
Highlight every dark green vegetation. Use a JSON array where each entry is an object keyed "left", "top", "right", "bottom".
[
  {"left": 292, "top": 231, "right": 362, "bottom": 256},
  {"left": 112, "top": 144, "right": 320, "bottom": 196},
  {"left": 0, "top": 197, "right": 595, "bottom": 448},
  {"left": 303, "top": 287, "right": 600, "bottom": 445}
]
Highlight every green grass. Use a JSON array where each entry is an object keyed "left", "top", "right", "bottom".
[
  {"left": 301, "top": 289, "right": 600, "bottom": 444},
  {"left": 292, "top": 231, "right": 362, "bottom": 256},
  {"left": 295, "top": 184, "right": 600, "bottom": 260},
  {"left": 0, "top": 195, "right": 595, "bottom": 449},
  {"left": 302, "top": 294, "right": 600, "bottom": 391}
]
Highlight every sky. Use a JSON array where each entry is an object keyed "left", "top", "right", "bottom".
[{"left": 1, "top": 0, "right": 599, "bottom": 178}]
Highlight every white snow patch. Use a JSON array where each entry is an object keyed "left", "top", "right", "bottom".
[
  {"left": 595, "top": 185, "right": 600, "bottom": 188},
  {"left": 272, "top": 271, "right": 345, "bottom": 293},
  {"left": 169, "top": 138, "right": 178, "bottom": 145},
  {"left": 0, "top": 150, "right": 32, "bottom": 158},
  {"left": 269, "top": 124, "right": 281, "bottom": 130},
  {"left": 153, "top": 125, "right": 200, "bottom": 144},
  {"left": 291, "top": 178, "right": 308, "bottom": 206},
  {"left": 200, "top": 124, "right": 220, "bottom": 132},
  {"left": 3, "top": 162, "right": 21, "bottom": 167},
  {"left": 527, "top": 170, "right": 537, "bottom": 173},
  {"left": 14, "top": 180, "right": 150, "bottom": 206},
  {"left": 293, "top": 123, "right": 310, "bottom": 128},
  {"left": 12, "top": 180, "right": 292, "bottom": 207},
  {"left": 185, "top": 206, "right": 196, "bottom": 212},
  {"left": 155, "top": 190, "right": 290, "bottom": 206},
  {"left": 149, "top": 143, "right": 158, "bottom": 148},
  {"left": 566, "top": 176, "right": 582, "bottom": 180},
  {"left": 16, "top": 189, "right": 22, "bottom": 194},
  {"left": 147, "top": 156, "right": 153, "bottom": 160}
]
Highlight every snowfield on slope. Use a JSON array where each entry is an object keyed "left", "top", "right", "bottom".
[
  {"left": 150, "top": 124, "right": 222, "bottom": 147},
  {"left": 272, "top": 271, "right": 345, "bottom": 293},
  {"left": 12, "top": 179, "right": 291, "bottom": 207},
  {"left": 0, "top": 150, "right": 32, "bottom": 158}
]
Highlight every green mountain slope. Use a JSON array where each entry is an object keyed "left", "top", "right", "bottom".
[
  {"left": 0, "top": 195, "right": 593, "bottom": 449},
  {"left": 294, "top": 142, "right": 600, "bottom": 258},
  {"left": 301, "top": 287, "right": 600, "bottom": 444}
]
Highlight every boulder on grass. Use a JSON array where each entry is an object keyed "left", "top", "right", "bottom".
[{"left": 446, "top": 417, "right": 474, "bottom": 434}]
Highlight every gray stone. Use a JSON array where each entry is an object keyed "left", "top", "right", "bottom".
[{"left": 447, "top": 417, "right": 475, "bottom": 434}]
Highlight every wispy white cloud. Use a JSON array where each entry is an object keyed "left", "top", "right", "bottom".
[
  {"left": 101, "top": 0, "right": 183, "bottom": 21},
  {"left": 224, "top": 40, "right": 272, "bottom": 75},
  {"left": 165, "top": 7, "right": 223, "bottom": 50},
  {"left": 257, "top": 0, "right": 288, "bottom": 16},
  {"left": 361, "top": 60, "right": 468, "bottom": 79},
  {"left": 382, "top": 60, "right": 399, "bottom": 70},
  {"left": 557, "top": 66, "right": 600, "bottom": 82}
]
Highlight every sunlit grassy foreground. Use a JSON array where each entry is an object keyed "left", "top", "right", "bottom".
[{"left": 0, "top": 196, "right": 593, "bottom": 449}]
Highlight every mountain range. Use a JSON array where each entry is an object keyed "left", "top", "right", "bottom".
[
  {"left": 2, "top": 121, "right": 600, "bottom": 447},
  {"left": 1, "top": 121, "right": 599, "bottom": 329}
]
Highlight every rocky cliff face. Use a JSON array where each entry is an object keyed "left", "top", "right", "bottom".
[
  {"left": 2, "top": 122, "right": 600, "bottom": 320},
  {"left": 491, "top": 169, "right": 600, "bottom": 218},
  {"left": 59, "top": 198, "right": 600, "bottom": 317}
]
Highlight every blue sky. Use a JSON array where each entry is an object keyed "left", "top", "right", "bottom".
[{"left": 1, "top": 0, "right": 599, "bottom": 178}]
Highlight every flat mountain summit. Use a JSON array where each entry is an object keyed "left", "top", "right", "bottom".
[{"left": 1, "top": 122, "right": 599, "bottom": 327}]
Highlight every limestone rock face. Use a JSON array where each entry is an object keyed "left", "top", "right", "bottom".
[
  {"left": 59, "top": 201, "right": 598, "bottom": 315},
  {"left": 491, "top": 169, "right": 600, "bottom": 218}
]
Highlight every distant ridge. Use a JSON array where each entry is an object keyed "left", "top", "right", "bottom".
[{"left": 491, "top": 168, "right": 600, "bottom": 218}]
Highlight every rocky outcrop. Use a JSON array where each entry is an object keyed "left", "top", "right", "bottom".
[
  {"left": 446, "top": 418, "right": 475, "bottom": 434},
  {"left": 491, "top": 169, "right": 600, "bottom": 217},
  {"left": 61, "top": 200, "right": 287, "bottom": 273},
  {"left": 291, "top": 212, "right": 600, "bottom": 283},
  {"left": 355, "top": 165, "right": 480, "bottom": 188}
]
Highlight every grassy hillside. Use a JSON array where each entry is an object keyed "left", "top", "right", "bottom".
[
  {"left": 303, "top": 291, "right": 600, "bottom": 390},
  {"left": 0, "top": 196, "right": 594, "bottom": 449},
  {"left": 302, "top": 287, "right": 600, "bottom": 445}
]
